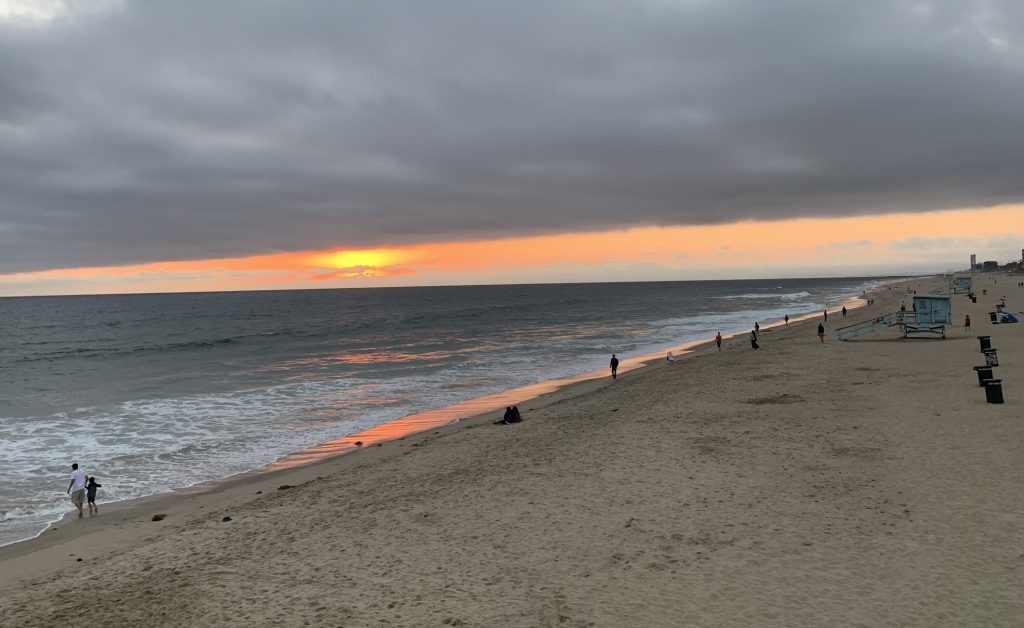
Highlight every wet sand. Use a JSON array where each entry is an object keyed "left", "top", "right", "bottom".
[{"left": 2, "top": 274, "right": 1022, "bottom": 627}]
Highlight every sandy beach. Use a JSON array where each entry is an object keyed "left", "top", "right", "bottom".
[{"left": 2, "top": 275, "right": 1022, "bottom": 627}]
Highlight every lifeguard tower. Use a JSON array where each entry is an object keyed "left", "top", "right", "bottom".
[
  {"left": 903, "top": 294, "right": 951, "bottom": 338},
  {"left": 953, "top": 276, "right": 972, "bottom": 294},
  {"left": 836, "top": 293, "right": 952, "bottom": 340}
]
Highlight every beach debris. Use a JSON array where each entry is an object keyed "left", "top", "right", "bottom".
[
  {"left": 151, "top": 513, "right": 167, "bottom": 521},
  {"left": 611, "top": 408, "right": 619, "bottom": 413},
  {"left": 377, "top": 443, "right": 382, "bottom": 447},
  {"left": 278, "top": 484, "right": 293, "bottom": 490},
  {"left": 255, "top": 490, "right": 262, "bottom": 494},
  {"left": 354, "top": 441, "right": 363, "bottom": 448},
  {"left": 625, "top": 517, "right": 635, "bottom": 528},
  {"left": 77, "top": 558, "right": 82, "bottom": 562},
  {"left": 222, "top": 516, "right": 232, "bottom": 522}
]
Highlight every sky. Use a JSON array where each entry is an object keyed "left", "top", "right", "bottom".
[{"left": 1, "top": 0, "right": 1023, "bottom": 296}]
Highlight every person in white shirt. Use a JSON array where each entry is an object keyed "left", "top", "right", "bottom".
[{"left": 67, "top": 463, "right": 87, "bottom": 518}]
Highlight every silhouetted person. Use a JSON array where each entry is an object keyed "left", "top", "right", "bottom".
[
  {"left": 509, "top": 406, "right": 522, "bottom": 423},
  {"left": 842, "top": 306, "right": 847, "bottom": 317},
  {"left": 784, "top": 314, "right": 789, "bottom": 326},
  {"left": 964, "top": 314, "right": 971, "bottom": 330},
  {"left": 823, "top": 309, "right": 828, "bottom": 322},
  {"left": 750, "top": 330, "right": 759, "bottom": 350},
  {"left": 495, "top": 406, "right": 514, "bottom": 425},
  {"left": 817, "top": 322, "right": 826, "bottom": 344},
  {"left": 715, "top": 332, "right": 722, "bottom": 351},
  {"left": 610, "top": 354, "right": 619, "bottom": 379}
]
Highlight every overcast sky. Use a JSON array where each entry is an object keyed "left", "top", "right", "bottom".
[{"left": 2, "top": 0, "right": 1023, "bottom": 274}]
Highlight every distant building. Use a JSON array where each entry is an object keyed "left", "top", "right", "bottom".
[
  {"left": 983, "top": 260, "right": 999, "bottom": 272},
  {"left": 970, "top": 253, "right": 977, "bottom": 269}
]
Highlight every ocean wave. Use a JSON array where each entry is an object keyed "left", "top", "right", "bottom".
[
  {"left": 723, "top": 291, "right": 812, "bottom": 300},
  {"left": 12, "top": 332, "right": 290, "bottom": 364}
]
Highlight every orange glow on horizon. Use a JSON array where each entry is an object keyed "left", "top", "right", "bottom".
[{"left": 2, "top": 204, "right": 1022, "bottom": 296}]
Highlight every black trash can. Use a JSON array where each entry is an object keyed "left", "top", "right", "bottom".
[
  {"left": 978, "top": 335, "right": 991, "bottom": 352},
  {"left": 974, "top": 365, "right": 994, "bottom": 386},
  {"left": 989, "top": 312, "right": 998, "bottom": 323},
  {"left": 983, "top": 379, "right": 1004, "bottom": 404},
  {"left": 971, "top": 296, "right": 977, "bottom": 303},
  {"left": 984, "top": 349, "right": 999, "bottom": 367}
]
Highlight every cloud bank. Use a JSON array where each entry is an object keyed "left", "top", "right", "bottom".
[{"left": 2, "top": 0, "right": 1024, "bottom": 273}]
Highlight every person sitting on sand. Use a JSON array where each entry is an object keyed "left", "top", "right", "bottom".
[
  {"left": 86, "top": 476, "right": 102, "bottom": 515},
  {"left": 666, "top": 351, "right": 675, "bottom": 364},
  {"left": 495, "top": 406, "right": 514, "bottom": 425},
  {"left": 508, "top": 406, "right": 523, "bottom": 423}
]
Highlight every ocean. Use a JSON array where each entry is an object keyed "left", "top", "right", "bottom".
[{"left": 0, "top": 277, "right": 891, "bottom": 546}]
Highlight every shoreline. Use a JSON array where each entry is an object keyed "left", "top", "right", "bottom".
[
  {"left": 0, "top": 279, "right": 892, "bottom": 553},
  {"left": 0, "top": 278, "right": 893, "bottom": 571},
  {"left": 5, "top": 273, "right": 1019, "bottom": 625}
]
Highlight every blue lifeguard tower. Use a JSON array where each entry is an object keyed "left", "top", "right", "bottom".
[{"left": 903, "top": 294, "right": 951, "bottom": 338}]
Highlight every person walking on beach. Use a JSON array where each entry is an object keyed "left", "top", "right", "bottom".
[
  {"left": 823, "top": 309, "right": 828, "bottom": 322},
  {"left": 715, "top": 332, "right": 722, "bottom": 351},
  {"left": 750, "top": 329, "right": 759, "bottom": 350},
  {"left": 817, "top": 322, "right": 826, "bottom": 344},
  {"left": 609, "top": 354, "right": 619, "bottom": 379},
  {"left": 842, "top": 306, "right": 847, "bottom": 318},
  {"left": 784, "top": 314, "right": 789, "bottom": 326},
  {"left": 753, "top": 321, "right": 760, "bottom": 337},
  {"left": 86, "top": 476, "right": 102, "bottom": 515},
  {"left": 66, "top": 463, "right": 87, "bottom": 518},
  {"left": 964, "top": 314, "right": 971, "bottom": 330}
]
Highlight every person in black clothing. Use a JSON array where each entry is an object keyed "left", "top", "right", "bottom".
[
  {"left": 817, "top": 322, "right": 826, "bottom": 344},
  {"left": 842, "top": 306, "right": 847, "bottom": 317},
  {"left": 610, "top": 354, "right": 619, "bottom": 379},
  {"left": 494, "top": 406, "right": 523, "bottom": 425},
  {"left": 86, "top": 476, "right": 102, "bottom": 515},
  {"left": 750, "top": 329, "right": 759, "bottom": 350},
  {"left": 495, "top": 407, "right": 513, "bottom": 425}
]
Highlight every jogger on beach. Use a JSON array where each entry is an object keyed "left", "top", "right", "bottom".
[{"left": 610, "top": 354, "right": 619, "bottom": 379}]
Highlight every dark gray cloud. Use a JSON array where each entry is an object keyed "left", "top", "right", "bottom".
[{"left": 2, "top": 0, "right": 1024, "bottom": 273}]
